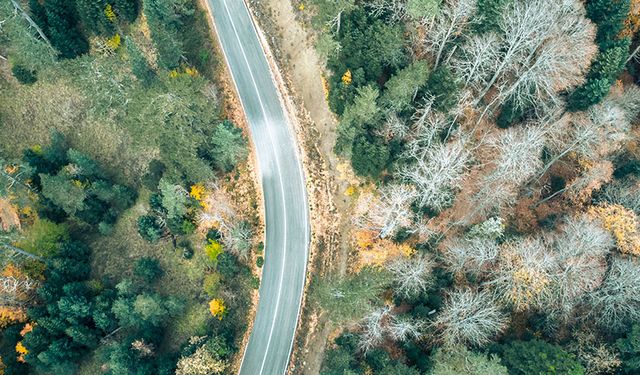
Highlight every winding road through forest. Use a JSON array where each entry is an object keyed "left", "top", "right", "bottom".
[{"left": 205, "top": 0, "right": 311, "bottom": 374}]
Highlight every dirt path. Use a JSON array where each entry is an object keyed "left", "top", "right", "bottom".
[{"left": 247, "top": 1, "right": 356, "bottom": 373}]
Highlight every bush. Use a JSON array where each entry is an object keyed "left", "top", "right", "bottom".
[
  {"left": 256, "top": 256, "right": 264, "bottom": 268},
  {"left": 11, "top": 64, "right": 37, "bottom": 84},
  {"left": 134, "top": 257, "right": 163, "bottom": 283}
]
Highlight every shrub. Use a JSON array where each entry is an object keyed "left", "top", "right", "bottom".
[
  {"left": 256, "top": 256, "right": 264, "bottom": 268},
  {"left": 134, "top": 257, "right": 163, "bottom": 283},
  {"left": 137, "top": 215, "right": 164, "bottom": 242},
  {"left": 500, "top": 339, "right": 585, "bottom": 375},
  {"left": 11, "top": 65, "right": 37, "bottom": 84}
]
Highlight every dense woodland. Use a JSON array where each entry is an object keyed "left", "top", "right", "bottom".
[
  {"left": 306, "top": 0, "right": 640, "bottom": 374},
  {"left": 0, "top": 0, "right": 260, "bottom": 374}
]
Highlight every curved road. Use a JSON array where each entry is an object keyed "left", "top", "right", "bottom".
[{"left": 205, "top": 1, "right": 311, "bottom": 374}]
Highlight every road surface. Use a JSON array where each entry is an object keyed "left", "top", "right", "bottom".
[{"left": 205, "top": 1, "right": 310, "bottom": 374}]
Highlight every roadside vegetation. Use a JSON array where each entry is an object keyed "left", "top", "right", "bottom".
[
  {"left": 0, "top": 0, "right": 261, "bottom": 373},
  {"left": 303, "top": 0, "right": 640, "bottom": 373}
]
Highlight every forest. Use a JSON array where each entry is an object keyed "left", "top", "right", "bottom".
[
  {"left": 0, "top": 0, "right": 261, "bottom": 374},
  {"left": 305, "top": 0, "right": 640, "bottom": 374}
]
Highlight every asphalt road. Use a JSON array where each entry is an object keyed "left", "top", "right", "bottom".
[{"left": 205, "top": 1, "right": 310, "bottom": 374}]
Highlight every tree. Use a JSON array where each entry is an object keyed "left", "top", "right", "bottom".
[
  {"left": 434, "top": 288, "right": 508, "bottom": 346},
  {"left": 11, "top": 64, "right": 37, "bottom": 84},
  {"left": 336, "top": 85, "right": 381, "bottom": 156},
  {"left": 75, "top": 0, "right": 113, "bottom": 35},
  {"left": 424, "top": 0, "right": 476, "bottom": 68},
  {"left": 545, "top": 215, "right": 612, "bottom": 321},
  {"left": 444, "top": 237, "right": 498, "bottom": 275},
  {"left": 357, "top": 306, "right": 423, "bottom": 353},
  {"left": 380, "top": 60, "right": 430, "bottom": 112},
  {"left": 353, "top": 184, "right": 416, "bottom": 239},
  {"left": 387, "top": 254, "right": 435, "bottom": 298},
  {"left": 222, "top": 220, "right": 252, "bottom": 260},
  {"left": 430, "top": 345, "right": 509, "bottom": 375},
  {"left": 407, "top": 0, "right": 441, "bottom": 21},
  {"left": 15, "top": 219, "right": 68, "bottom": 258},
  {"left": 586, "top": 258, "right": 640, "bottom": 330},
  {"left": 500, "top": 339, "right": 585, "bottom": 375},
  {"left": 350, "top": 135, "right": 390, "bottom": 178},
  {"left": 39, "top": 173, "right": 86, "bottom": 216},
  {"left": 617, "top": 324, "right": 640, "bottom": 374},
  {"left": 208, "top": 120, "right": 247, "bottom": 172},
  {"left": 41, "top": 0, "right": 89, "bottom": 59},
  {"left": 399, "top": 137, "right": 471, "bottom": 213},
  {"left": 137, "top": 215, "right": 164, "bottom": 242},
  {"left": 158, "top": 178, "right": 188, "bottom": 221},
  {"left": 125, "top": 37, "right": 156, "bottom": 86},
  {"left": 474, "top": 0, "right": 511, "bottom": 33},
  {"left": 143, "top": 0, "right": 188, "bottom": 69},
  {"left": 176, "top": 343, "right": 227, "bottom": 375}
]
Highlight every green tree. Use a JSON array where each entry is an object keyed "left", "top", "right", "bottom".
[
  {"left": 336, "top": 85, "right": 380, "bottom": 156},
  {"left": 475, "top": 0, "right": 513, "bottom": 33},
  {"left": 426, "top": 66, "right": 460, "bottom": 112},
  {"left": 42, "top": 0, "right": 89, "bottom": 59},
  {"left": 11, "top": 64, "right": 37, "bottom": 84},
  {"left": 39, "top": 173, "right": 86, "bottom": 215},
  {"left": 158, "top": 178, "right": 188, "bottom": 220},
  {"left": 586, "top": 0, "right": 631, "bottom": 47},
  {"left": 208, "top": 120, "right": 247, "bottom": 172},
  {"left": 113, "top": 0, "right": 139, "bottom": 23},
  {"left": 381, "top": 60, "right": 430, "bottom": 112},
  {"left": 350, "top": 135, "right": 390, "bottom": 178},
  {"left": 617, "top": 324, "right": 640, "bottom": 374},
  {"left": 500, "top": 339, "right": 585, "bottom": 375},
  {"left": 125, "top": 37, "right": 156, "bottom": 86},
  {"left": 143, "top": 0, "right": 190, "bottom": 69},
  {"left": 75, "top": 0, "right": 113, "bottom": 35},
  {"left": 430, "top": 345, "right": 508, "bottom": 375}
]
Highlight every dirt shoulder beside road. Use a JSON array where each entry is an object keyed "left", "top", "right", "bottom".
[{"left": 247, "top": 1, "right": 357, "bottom": 373}]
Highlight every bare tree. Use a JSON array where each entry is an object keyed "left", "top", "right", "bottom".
[
  {"left": 586, "top": 258, "right": 640, "bottom": 330},
  {"left": 358, "top": 306, "right": 392, "bottom": 353},
  {"left": 221, "top": 220, "right": 253, "bottom": 260},
  {"left": 474, "top": 0, "right": 595, "bottom": 112},
  {"left": 358, "top": 306, "right": 424, "bottom": 352},
  {"left": 434, "top": 288, "right": 508, "bottom": 347},
  {"left": 444, "top": 237, "right": 499, "bottom": 275},
  {"left": 399, "top": 138, "right": 471, "bottom": 212},
  {"left": 486, "top": 237, "right": 557, "bottom": 311},
  {"left": 354, "top": 184, "right": 416, "bottom": 238},
  {"left": 424, "top": 0, "right": 477, "bottom": 68},
  {"left": 387, "top": 254, "right": 435, "bottom": 298},
  {"left": 452, "top": 33, "right": 501, "bottom": 92},
  {"left": 545, "top": 216, "right": 612, "bottom": 321},
  {"left": 472, "top": 125, "right": 545, "bottom": 216},
  {"left": 367, "top": 0, "right": 408, "bottom": 22}
]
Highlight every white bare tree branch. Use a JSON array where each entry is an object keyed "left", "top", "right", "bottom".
[{"left": 387, "top": 254, "right": 435, "bottom": 298}]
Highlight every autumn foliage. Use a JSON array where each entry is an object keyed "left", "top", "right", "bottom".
[
  {"left": 209, "top": 299, "right": 226, "bottom": 320},
  {"left": 589, "top": 204, "right": 640, "bottom": 256}
]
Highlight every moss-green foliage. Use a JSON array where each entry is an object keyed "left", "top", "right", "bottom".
[
  {"left": 499, "top": 339, "right": 585, "bottom": 375},
  {"left": 313, "top": 267, "right": 390, "bottom": 324},
  {"left": 75, "top": 0, "right": 114, "bottom": 36},
  {"left": 351, "top": 135, "right": 390, "bottom": 178},
  {"left": 426, "top": 66, "right": 460, "bottom": 112}
]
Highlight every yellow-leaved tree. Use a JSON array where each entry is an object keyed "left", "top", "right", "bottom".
[
  {"left": 209, "top": 299, "right": 226, "bottom": 320},
  {"left": 589, "top": 204, "right": 640, "bottom": 256}
]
